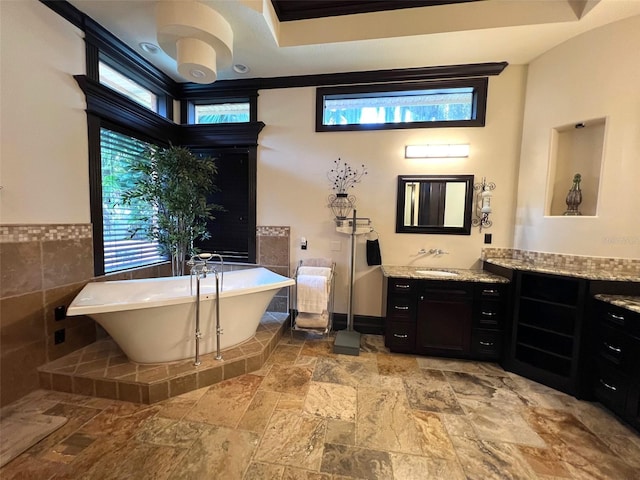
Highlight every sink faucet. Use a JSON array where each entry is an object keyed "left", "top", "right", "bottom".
[{"left": 429, "top": 248, "right": 449, "bottom": 256}]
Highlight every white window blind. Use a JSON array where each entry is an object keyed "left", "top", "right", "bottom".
[{"left": 100, "top": 128, "right": 167, "bottom": 273}]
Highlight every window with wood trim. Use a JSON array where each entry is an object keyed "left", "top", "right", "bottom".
[
  {"left": 100, "top": 128, "right": 167, "bottom": 273},
  {"left": 316, "top": 78, "right": 488, "bottom": 132}
]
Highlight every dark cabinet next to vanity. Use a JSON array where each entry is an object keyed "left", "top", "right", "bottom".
[
  {"left": 509, "top": 271, "right": 588, "bottom": 396},
  {"left": 592, "top": 298, "right": 640, "bottom": 431},
  {"left": 383, "top": 275, "right": 507, "bottom": 360}
]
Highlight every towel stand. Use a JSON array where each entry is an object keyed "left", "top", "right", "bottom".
[{"left": 291, "top": 258, "right": 335, "bottom": 338}]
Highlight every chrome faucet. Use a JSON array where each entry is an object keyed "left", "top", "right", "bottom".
[{"left": 428, "top": 248, "right": 449, "bottom": 256}]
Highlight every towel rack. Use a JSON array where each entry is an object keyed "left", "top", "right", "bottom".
[{"left": 291, "top": 258, "right": 336, "bottom": 338}]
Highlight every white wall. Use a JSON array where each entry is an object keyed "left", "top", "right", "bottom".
[
  {"left": 0, "top": 1, "right": 89, "bottom": 224},
  {"left": 515, "top": 15, "right": 640, "bottom": 259},
  {"left": 257, "top": 66, "right": 527, "bottom": 315}
]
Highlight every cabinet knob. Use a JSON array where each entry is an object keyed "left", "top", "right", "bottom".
[
  {"left": 393, "top": 333, "right": 408, "bottom": 339},
  {"left": 479, "top": 341, "right": 494, "bottom": 346},
  {"left": 396, "top": 284, "right": 410, "bottom": 289},
  {"left": 481, "top": 311, "right": 497, "bottom": 317},
  {"left": 394, "top": 305, "right": 409, "bottom": 311},
  {"left": 599, "top": 378, "right": 618, "bottom": 392},
  {"left": 604, "top": 342, "right": 622, "bottom": 354}
]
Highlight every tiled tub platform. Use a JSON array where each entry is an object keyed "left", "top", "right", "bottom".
[{"left": 37, "top": 313, "right": 288, "bottom": 404}]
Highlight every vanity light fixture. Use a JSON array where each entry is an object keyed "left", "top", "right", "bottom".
[
  {"left": 472, "top": 177, "right": 496, "bottom": 232},
  {"left": 404, "top": 144, "right": 470, "bottom": 159}
]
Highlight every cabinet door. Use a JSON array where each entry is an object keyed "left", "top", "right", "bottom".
[{"left": 416, "top": 287, "right": 473, "bottom": 356}]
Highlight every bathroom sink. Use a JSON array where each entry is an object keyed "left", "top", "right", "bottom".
[{"left": 414, "top": 270, "right": 459, "bottom": 277}]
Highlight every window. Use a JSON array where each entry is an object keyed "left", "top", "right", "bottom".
[
  {"left": 316, "top": 78, "right": 487, "bottom": 132},
  {"left": 99, "top": 61, "right": 158, "bottom": 112},
  {"left": 100, "top": 128, "right": 167, "bottom": 273},
  {"left": 194, "top": 102, "right": 250, "bottom": 124}
]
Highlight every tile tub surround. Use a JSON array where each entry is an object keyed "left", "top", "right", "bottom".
[
  {"left": 37, "top": 313, "right": 289, "bottom": 404},
  {"left": 1, "top": 334, "right": 639, "bottom": 479},
  {"left": 257, "top": 226, "right": 291, "bottom": 314},
  {"left": 482, "top": 248, "right": 640, "bottom": 281},
  {"left": 0, "top": 223, "right": 291, "bottom": 408},
  {"left": 0, "top": 224, "right": 96, "bottom": 407}
]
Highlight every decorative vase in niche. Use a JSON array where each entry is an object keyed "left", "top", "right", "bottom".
[
  {"left": 329, "top": 192, "right": 355, "bottom": 219},
  {"left": 564, "top": 173, "right": 583, "bottom": 216}
]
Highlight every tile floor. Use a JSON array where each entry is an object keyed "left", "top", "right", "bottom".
[{"left": 2, "top": 333, "right": 640, "bottom": 479}]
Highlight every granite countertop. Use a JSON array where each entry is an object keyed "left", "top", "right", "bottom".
[
  {"left": 381, "top": 265, "right": 509, "bottom": 283},
  {"left": 594, "top": 294, "right": 640, "bottom": 314},
  {"left": 484, "top": 258, "right": 640, "bottom": 283}
]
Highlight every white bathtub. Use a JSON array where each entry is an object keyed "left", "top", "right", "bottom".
[{"left": 67, "top": 267, "right": 294, "bottom": 364}]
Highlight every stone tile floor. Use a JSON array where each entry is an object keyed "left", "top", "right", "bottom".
[{"left": 1, "top": 333, "right": 640, "bottom": 479}]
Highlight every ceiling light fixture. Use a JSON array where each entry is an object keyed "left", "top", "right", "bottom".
[{"left": 156, "top": 2, "right": 233, "bottom": 84}]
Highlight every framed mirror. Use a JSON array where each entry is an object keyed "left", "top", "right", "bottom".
[{"left": 396, "top": 174, "right": 474, "bottom": 235}]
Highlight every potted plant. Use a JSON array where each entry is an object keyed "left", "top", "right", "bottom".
[{"left": 121, "top": 144, "right": 223, "bottom": 276}]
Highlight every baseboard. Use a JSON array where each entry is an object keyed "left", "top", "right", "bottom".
[{"left": 331, "top": 314, "right": 384, "bottom": 335}]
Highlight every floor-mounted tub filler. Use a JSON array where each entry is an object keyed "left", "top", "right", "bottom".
[{"left": 67, "top": 267, "right": 295, "bottom": 364}]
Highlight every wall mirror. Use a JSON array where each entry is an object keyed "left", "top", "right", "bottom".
[{"left": 396, "top": 174, "right": 474, "bottom": 235}]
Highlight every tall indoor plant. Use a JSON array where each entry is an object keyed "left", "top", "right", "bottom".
[{"left": 122, "top": 145, "right": 222, "bottom": 276}]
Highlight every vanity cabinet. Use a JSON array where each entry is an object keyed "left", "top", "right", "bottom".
[
  {"left": 383, "top": 276, "right": 507, "bottom": 360},
  {"left": 592, "top": 299, "right": 640, "bottom": 431}
]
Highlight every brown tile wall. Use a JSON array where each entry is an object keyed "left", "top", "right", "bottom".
[
  {"left": 256, "top": 226, "right": 291, "bottom": 313},
  {"left": 0, "top": 224, "right": 170, "bottom": 407},
  {"left": 1, "top": 223, "right": 289, "bottom": 406}
]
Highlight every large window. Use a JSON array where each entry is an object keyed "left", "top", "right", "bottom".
[
  {"left": 316, "top": 78, "right": 487, "bottom": 132},
  {"left": 100, "top": 128, "right": 167, "bottom": 273}
]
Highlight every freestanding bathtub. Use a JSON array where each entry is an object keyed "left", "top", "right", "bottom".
[{"left": 67, "top": 267, "right": 294, "bottom": 364}]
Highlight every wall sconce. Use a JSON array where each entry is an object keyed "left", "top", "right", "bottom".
[
  {"left": 472, "top": 177, "right": 496, "bottom": 231},
  {"left": 405, "top": 144, "right": 470, "bottom": 159}
]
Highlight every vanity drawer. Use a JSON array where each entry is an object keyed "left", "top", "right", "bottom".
[
  {"left": 596, "top": 323, "right": 638, "bottom": 374},
  {"left": 594, "top": 359, "right": 630, "bottom": 414},
  {"left": 387, "top": 295, "right": 416, "bottom": 321},
  {"left": 476, "top": 284, "right": 505, "bottom": 300},
  {"left": 385, "top": 322, "right": 415, "bottom": 352},
  {"left": 390, "top": 279, "right": 415, "bottom": 294},
  {"left": 475, "top": 299, "right": 504, "bottom": 329},
  {"left": 598, "top": 302, "right": 640, "bottom": 339},
  {"left": 471, "top": 329, "right": 502, "bottom": 360}
]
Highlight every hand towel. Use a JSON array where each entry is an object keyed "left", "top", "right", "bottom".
[
  {"left": 366, "top": 239, "right": 382, "bottom": 266},
  {"left": 297, "top": 266, "right": 332, "bottom": 278},
  {"left": 297, "top": 274, "right": 328, "bottom": 314}
]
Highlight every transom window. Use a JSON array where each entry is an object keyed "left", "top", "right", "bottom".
[
  {"left": 194, "top": 102, "right": 250, "bottom": 124},
  {"left": 316, "top": 78, "right": 487, "bottom": 132},
  {"left": 99, "top": 61, "right": 158, "bottom": 112}
]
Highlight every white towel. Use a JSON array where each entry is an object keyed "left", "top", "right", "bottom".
[
  {"left": 295, "top": 311, "right": 329, "bottom": 329},
  {"left": 297, "top": 274, "right": 329, "bottom": 314},
  {"left": 297, "top": 266, "right": 332, "bottom": 278}
]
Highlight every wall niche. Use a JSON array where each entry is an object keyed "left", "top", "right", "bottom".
[{"left": 547, "top": 117, "right": 606, "bottom": 216}]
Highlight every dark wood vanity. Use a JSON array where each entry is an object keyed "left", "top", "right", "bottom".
[
  {"left": 382, "top": 269, "right": 508, "bottom": 360},
  {"left": 383, "top": 261, "right": 640, "bottom": 432}
]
